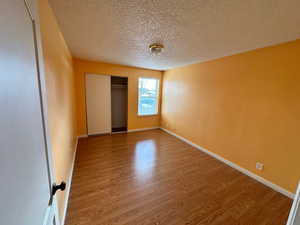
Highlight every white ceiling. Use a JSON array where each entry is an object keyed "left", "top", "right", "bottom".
[{"left": 49, "top": 0, "right": 300, "bottom": 70}]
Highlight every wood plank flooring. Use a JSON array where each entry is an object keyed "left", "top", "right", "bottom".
[{"left": 65, "top": 129, "right": 292, "bottom": 225}]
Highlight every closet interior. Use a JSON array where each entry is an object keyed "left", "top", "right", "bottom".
[{"left": 111, "top": 76, "right": 128, "bottom": 133}]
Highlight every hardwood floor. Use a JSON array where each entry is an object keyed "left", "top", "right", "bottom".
[{"left": 66, "top": 129, "right": 292, "bottom": 225}]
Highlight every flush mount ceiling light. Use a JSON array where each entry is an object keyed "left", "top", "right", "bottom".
[{"left": 149, "top": 43, "right": 164, "bottom": 55}]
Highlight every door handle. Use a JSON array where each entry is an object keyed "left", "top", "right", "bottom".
[{"left": 52, "top": 181, "right": 66, "bottom": 196}]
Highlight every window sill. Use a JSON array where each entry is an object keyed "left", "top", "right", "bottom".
[{"left": 138, "top": 114, "right": 158, "bottom": 117}]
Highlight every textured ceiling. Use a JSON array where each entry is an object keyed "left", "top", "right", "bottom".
[{"left": 49, "top": 0, "right": 300, "bottom": 70}]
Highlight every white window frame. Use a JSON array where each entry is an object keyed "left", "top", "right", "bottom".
[{"left": 138, "top": 77, "right": 160, "bottom": 116}]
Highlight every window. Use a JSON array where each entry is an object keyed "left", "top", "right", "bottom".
[{"left": 138, "top": 78, "right": 159, "bottom": 116}]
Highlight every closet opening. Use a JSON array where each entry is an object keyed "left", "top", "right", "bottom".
[{"left": 111, "top": 76, "right": 128, "bottom": 133}]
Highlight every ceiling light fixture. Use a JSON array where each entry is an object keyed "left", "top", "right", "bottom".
[{"left": 149, "top": 43, "right": 164, "bottom": 55}]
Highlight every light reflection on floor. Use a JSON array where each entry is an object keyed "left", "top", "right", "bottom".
[{"left": 134, "top": 140, "right": 156, "bottom": 181}]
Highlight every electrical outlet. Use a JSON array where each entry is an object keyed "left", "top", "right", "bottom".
[{"left": 256, "top": 162, "right": 264, "bottom": 171}]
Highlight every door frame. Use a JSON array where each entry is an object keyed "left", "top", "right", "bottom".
[
  {"left": 287, "top": 182, "right": 300, "bottom": 225},
  {"left": 24, "top": 0, "right": 60, "bottom": 224}
]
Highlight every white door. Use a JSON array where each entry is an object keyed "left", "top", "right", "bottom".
[
  {"left": 0, "top": 0, "right": 59, "bottom": 225},
  {"left": 287, "top": 182, "right": 300, "bottom": 225},
  {"left": 86, "top": 74, "right": 112, "bottom": 135}
]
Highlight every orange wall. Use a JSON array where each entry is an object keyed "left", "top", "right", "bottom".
[
  {"left": 162, "top": 39, "right": 300, "bottom": 193},
  {"left": 74, "top": 59, "right": 163, "bottom": 136},
  {"left": 38, "top": 0, "right": 77, "bottom": 220}
]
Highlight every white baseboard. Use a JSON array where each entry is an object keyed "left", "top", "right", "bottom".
[
  {"left": 111, "top": 131, "right": 127, "bottom": 134},
  {"left": 61, "top": 136, "right": 78, "bottom": 225},
  {"left": 127, "top": 127, "right": 160, "bottom": 133},
  {"left": 77, "top": 134, "right": 88, "bottom": 139},
  {"left": 160, "top": 127, "right": 295, "bottom": 199},
  {"left": 78, "top": 127, "right": 160, "bottom": 137},
  {"left": 59, "top": 126, "right": 294, "bottom": 225}
]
